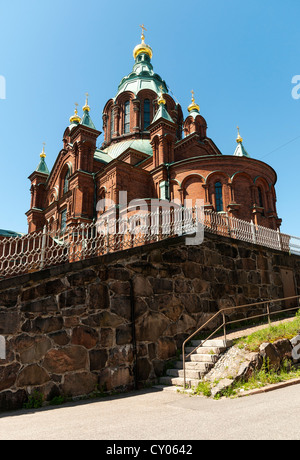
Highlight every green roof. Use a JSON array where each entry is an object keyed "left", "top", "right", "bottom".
[
  {"left": 102, "top": 139, "right": 153, "bottom": 159},
  {"left": 0, "top": 229, "right": 24, "bottom": 238},
  {"left": 234, "top": 142, "right": 251, "bottom": 158},
  {"left": 115, "top": 53, "right": 168, "bottom": 98},
  {"left": 94, "top": 149, "right": 113, "bottom": 164},
  {"left": 81, "top": 111, "right": 97, "bottom": 130},
  {"left": 35, "top": 156, "right": 49, "bottom": 175},
  {"left": 152, "top": 104, "right": 174, "bottom": 124},
  {"left": 68, "top": 111, "right": 97, "bottom": 132}
]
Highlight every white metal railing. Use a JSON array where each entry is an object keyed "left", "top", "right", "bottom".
[{"left": 0, "top": 208, "right": 299, "bottom": 278}]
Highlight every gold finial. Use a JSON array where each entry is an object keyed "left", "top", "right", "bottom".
[
  {"left": 83, "top": 92, "right": 90, "bottom": 112},
  {"left": 188, "top": 90, "right": 200, "bottom": 113},
  {"left": 40, "top": 142, "right": 46, "bottom": 158},
  {"left": 157, "top": 85, "right": 166, "bottom": 105},
  {"left": 236, "top": 126, "right": 243, "bottom": 143},
  {"left": 70, "top": 102, "right": 81, "bottom": 124},
  {"left": 133, "top": 24, "right": 153, "bottom": 60},
  {"left": 140, "top": 24, "right": 147, "bottom": 43}
]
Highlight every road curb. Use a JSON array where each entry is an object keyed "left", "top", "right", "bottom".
[{"left": 236, "top": 378, "right": 300, "bottom": 397}]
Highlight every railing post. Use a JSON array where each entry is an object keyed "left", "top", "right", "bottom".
[
  {"left": 277, "top": 229, "right": 282, "bottom": 251},
  {"left": 222, "top": 311, "right": 227, "bottom": 342},
  {"left": 81, "top": 224, "right": 85, "bottom": 260},
  {"left": 182, "top": 343, "right": 186, "bottom": 390},
  {"left": 226, "top": 214, "right": 232, "bottom": 238},
  {"left": 266, "top": 302, "right": 271, "bottom": 325},
  {"left": 106, "top": 219, "right": 110, "bottom": 254},
  {"left": 40, "top": 225, "right": 47, "bottom": 270},
  {"left": 251, "top": 220, "right": 257, "bottom": 245}
]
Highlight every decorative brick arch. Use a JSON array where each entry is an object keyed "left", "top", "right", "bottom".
[
  {"left": 136, "top": 89, "right": 158, "bottom": 130},
  {"left": 49, "top": 186, "right": 59, "bottom": 205},
  {"left": 181, "top": 174, "right": 205, "bottom": 204},
  {"left": 114, "top": 91, "right": 136, "bottom": 136},
  {"left": 60, "top": 163, "right": 72, "bottom": 198},
  {"left": 151, "top": 134, "right": 160, "bottom": 168},
  {"left": 231, "top": 171, "right": 254, "bottom": 220},
  {"left": 102, "top": 99, "right": 114, "bottom": 143},
  {"left": 206, "top": 171, "right": 230, "bottom": 212},
  {"left": 183, "top": 114, "right": 207, "bottom": 138}
]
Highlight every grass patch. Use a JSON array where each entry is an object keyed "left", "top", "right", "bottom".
[
  {"left": 227, "top": 360, "right": 300, "bottom": 396},
  {"left": 234, "top": 311, "right": 300, "bottom": 352},
  {"left": 193, "top": 381, "right": 212, "bottom": 397},
  {"left": 193, "top": 360, "right": 300, "bottom": 399}
]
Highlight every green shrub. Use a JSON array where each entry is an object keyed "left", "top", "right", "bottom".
[{"left": 23, "top": 391, "right": 44, "bottom": 409}]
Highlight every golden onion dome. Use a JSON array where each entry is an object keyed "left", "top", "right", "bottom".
[
  {"left": 69, "top": 103, "right": 81, "bottom": 124},
  {"left": 188, "top": 90, "right": 200, "bottom": 113},
  {"left": 133, "top": 24, "right": 153, "bottom": 60}
]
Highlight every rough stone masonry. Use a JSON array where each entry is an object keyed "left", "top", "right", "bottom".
[{"left": 0, "top": 232, "right": 299, "bottom": 411}]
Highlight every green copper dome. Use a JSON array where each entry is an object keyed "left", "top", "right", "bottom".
[
  {"left": 115, "top": 52, "right": 168, "bottom": 98},
  {"left": 35, "top": 146, "right": 49, "bottom": 175},
  {"left": 102, "top": 139, "right": 153, "bottom": 159},
  {"left": 0, "top": 229, "right": 24, "bottom": 238}
]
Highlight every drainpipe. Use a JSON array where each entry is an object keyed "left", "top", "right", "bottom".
[
  {"left": 166, "top": 163, "right": 170, "bottom": 201},
  {"left": 129, "top": 278, "right": 138, "bottom": 390},
  {"left": 92, "top": 173, "right": 97, "bottom": 221}
]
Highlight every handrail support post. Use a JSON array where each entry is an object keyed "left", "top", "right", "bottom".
[{"left": 222, "top": 311, "right": 227, "bottom": 342}]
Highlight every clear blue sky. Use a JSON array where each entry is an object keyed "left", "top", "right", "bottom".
[{"left": 0, "top": 0, "right": 299, "bottom": 235}]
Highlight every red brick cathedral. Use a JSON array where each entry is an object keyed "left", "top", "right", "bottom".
[{"left": 26, "top": 29, "right": 281, "bottom": 234}]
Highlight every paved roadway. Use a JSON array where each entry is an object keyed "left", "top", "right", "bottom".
[{"left": 0, "top": 385, "right": 300, "bottom": 440}]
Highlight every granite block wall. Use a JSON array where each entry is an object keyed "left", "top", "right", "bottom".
[{"left": 0, "top": 232, "right": 299, "bottom": 410}]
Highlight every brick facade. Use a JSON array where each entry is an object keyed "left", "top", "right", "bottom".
[{"left": 26, "top": 37, "right": 281, "bottom": 234}]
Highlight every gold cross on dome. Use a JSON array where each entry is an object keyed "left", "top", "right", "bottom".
[
  {"left": 140, "top": 24, "right": 147, "bottom": 41},
  {"left": 40, "top": 142, "right": 46, "bottom": 158},
  {"left": 191, "top": 90, "right": 195, "bottom": 102}
]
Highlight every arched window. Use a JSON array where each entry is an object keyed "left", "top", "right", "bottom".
[
  {"left": 63, "top": 169, "right": 70, "bottom": 195},
  {"left": 143, "top": 99, "right": 151, "bottom": 130},
  {"left": 215, "top": 182, "right": 223, "bottom": 212},
  {"left": 258, "top": 187, "right": 264, "bottom": 208},
  {"left": 124, "top": 101, "right": 130, "bottom": 133}
]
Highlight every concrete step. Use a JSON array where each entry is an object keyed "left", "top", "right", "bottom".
[
  {"left": 159, "top": 376, "right": 200, "bottom": 388},
  {"left": 179, "top": 353, "right": 219, "bottom": 363},
  {"left": 190, "top": 339, "right": 233, "bottom": 348},
  {"left": 159, "top": 337, "right": 233, "bottom": 389},
  {"left": 184, "top": 346, "right": 226, "bottom": 355},
  {"left": 173, "top": 361, "right": 214, "bottom": 371},
  {"left": 166, "top": 368, "right": 206, "bottom": 379}
]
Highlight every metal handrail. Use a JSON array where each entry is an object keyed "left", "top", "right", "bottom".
[{"left": 182, "top": 295, "right": 300, "bottom": 389}]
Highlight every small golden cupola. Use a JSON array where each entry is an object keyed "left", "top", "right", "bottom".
[
  {"left": 188, "top": 90, "right": 200, "bottom": 113},
  {"left": 236, "top": 126, "right": 243, "bottom": 143},
  {"left": 133, "top": 24, "right": 153, "bottom": 60},
  {"left": 69, "top": 103, "right": 81, "bottom": 124}
]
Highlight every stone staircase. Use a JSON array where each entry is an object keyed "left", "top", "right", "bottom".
[{"left": 159, "top": 338, "right": 233, "bottom": 388}]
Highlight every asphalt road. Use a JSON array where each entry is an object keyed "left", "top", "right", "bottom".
[{"left": 0, "top": 384, "right": 300, "bottom": 441}]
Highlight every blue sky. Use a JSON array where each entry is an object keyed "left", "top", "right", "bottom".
[{"left": 0, "top": 0, "right": 299, "bottom": 235}]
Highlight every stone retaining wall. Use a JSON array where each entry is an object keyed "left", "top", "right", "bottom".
[{"left": 0, "top": 232, "right": 299, "bottom": 410}]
